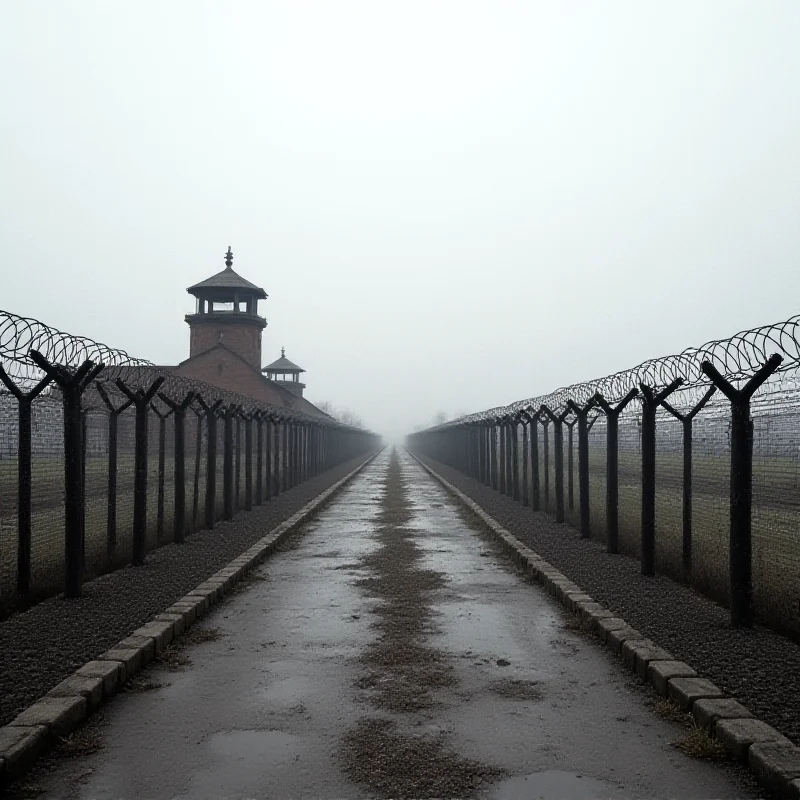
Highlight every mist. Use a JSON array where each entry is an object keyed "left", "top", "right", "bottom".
[{"left": 2, "top": 1, "right": 799, "bottom": 440}]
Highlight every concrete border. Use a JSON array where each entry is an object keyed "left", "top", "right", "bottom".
[
  {"left": 0, "top": 450, "right": 382, "bottom": 788},
  {"left": 410, "top": 452, "right": 800, "bottom": 800}
]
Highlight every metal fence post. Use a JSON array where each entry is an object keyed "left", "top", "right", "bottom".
[
  {"left": 702, "top": 355, "right": 782, "bottom": 627},
  {"left": 639, "top": 379, "right": 682, "bottom": 576},
  {"left": 235, "top": 412, "right": 242, "bottom": 510},
  {"left": 195, "top": 396, "right": 222, "bottom": 530},
  {"left": 158, "top": 391, "right": 195, "bottom": 544},
  {"left": 540, "top": 405, "right": 570, "bottom": 522},
  {"left": 530, "top": 411, "right": 540, "bottom": 511},
  {"left": 0, "top": 366, "right": 53, "bottom": 595},
  {"left": 116, "top": 377, "right": 165, "bottom": 566},
  {"left": 594, "top": 389, "right": 638, "bottom": 554},
  {"left": 29, "top": 352, "right": 104, "bottom": 597},
  {"left": 245, "top": 410, "right": 253, "bottom": 511},
  {"left": 96, "top": 383, "right": 134, "bottom": 556},
  {"left": 224, "top": 404, "right": 235, "bottom": 520},
  {"left": 567, "top": 399, "right": 596, "bottom": 539},
  {"left": 566, "top": 417, "right": 577, "bottom": 512},
  {"left": 265, "top": 414, "right": 274, "bottom": 500},
  {"left": 255, "top": 411, "right": 264, "bottom": 505},
  {"left": 540, "top": 413, "right": 550, "bottom": 513},
  {"left": 660, "top": 387, "right": 716, "bottom": 578},
  {"left": 521, "top": 415, "right": 530, "bottom": 506}
]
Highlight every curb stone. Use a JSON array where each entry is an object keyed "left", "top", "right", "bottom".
[
  {"left": 0, "top": 449, "right": 382, "bottom": 788},
  {"left": 409, "top": 451, "right": 800, "bottom": 800}
]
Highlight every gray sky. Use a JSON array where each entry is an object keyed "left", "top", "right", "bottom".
[{"left": 2, "top": 1, "right": 799, "bottom": 439}]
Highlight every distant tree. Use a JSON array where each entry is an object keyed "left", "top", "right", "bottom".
[
  {"left": 314, "top": 400, "right": 364, "bottom": 429},
  {"left": 338, "top": 408, "right": 364, "bottom": 429},
  {"left": 432, "top": 411, "right": 448, "bottom": 426},
  {"left": 316, "top": 400, "right": 336, "bottom": 417}
]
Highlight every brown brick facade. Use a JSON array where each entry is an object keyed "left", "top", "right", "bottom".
[{"left": 188, "top": 316, "right": 263, "bottom": 370}]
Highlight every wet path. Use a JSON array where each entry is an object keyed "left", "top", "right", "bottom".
[{"left": 27, "top": 449, "right": 757, "bottom": 799}]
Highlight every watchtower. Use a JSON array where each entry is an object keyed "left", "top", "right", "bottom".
[
  {"left": 263, "top": 348, "right": 306, "bottom": 397},
  {"left": 185, "top": 247, "right": 267, "bottom": 370}
]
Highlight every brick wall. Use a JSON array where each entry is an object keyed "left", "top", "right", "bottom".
[{"left": 189, "top": 318, "right": 263, "bottom": 370}]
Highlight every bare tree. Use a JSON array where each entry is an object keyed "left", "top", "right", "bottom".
[
  {"left": 316, "top": 400, "right": 336, "bottom": 417},
  {"left": 432, "top": 411, "right": 448, "bottom": 426},
  {"left": 314, "top": 400, "right": 364, "bottom": 429}
]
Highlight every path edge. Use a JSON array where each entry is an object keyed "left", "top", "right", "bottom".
[
  {"left": 408, "top": 450, "right": 800, "bottom": 800},
  {"left": 0, "top": 449, "right": 383, "bottom": 788}
]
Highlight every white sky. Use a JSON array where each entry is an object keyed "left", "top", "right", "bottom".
[{"left": 2, "top": 1, "right": 799, "bottom": 440}]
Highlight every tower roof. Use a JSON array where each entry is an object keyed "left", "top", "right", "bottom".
[
  {"left": 262, "top": 347, "right": 305, "bottom": 374},
  {"left": 187, "top": 247, "right": 267, "bottom": 299}
]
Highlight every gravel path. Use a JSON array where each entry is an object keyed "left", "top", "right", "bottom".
[
  {"left": 342, "top": 451, "right": 504, "bottom": 798},
  {"left": 414, "top": 452, "right": 800, "bottom": 747},
  {"left": 0, "top": 454, "right": 373, "bottom": 727}
]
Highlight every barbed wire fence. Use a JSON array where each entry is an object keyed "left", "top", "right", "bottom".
[
  {"left": 407, "top": 314, "right": 800, "bottom": 636},
  {"left": 0, "top": 310, "right": 380, "bottom": 613}
]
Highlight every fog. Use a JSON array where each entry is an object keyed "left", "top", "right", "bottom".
[{"left": 2, "top": 1, "right": 799, "bottom": 440}]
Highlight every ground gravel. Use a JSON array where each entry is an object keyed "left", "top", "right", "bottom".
[
  {"left": 415, "top": 453, "right": 800, "bottom": 747},
  {"left": 341, "top": 452, "right": 504, "bottom": 797},
  {"left": 0, "top": 454, "right": 371, "bottom": 727}
]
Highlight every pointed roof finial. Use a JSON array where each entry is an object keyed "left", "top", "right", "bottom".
[
  {"left": 224, "top": 246, "right": 233, "bottom": 269},
  {"left": 281, "top": 346, "right": 285, "bottom": 357}
]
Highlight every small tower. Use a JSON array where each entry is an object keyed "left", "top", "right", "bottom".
[
  {"left": 185, "top": 247, "right": 267, "bottom": 370},
  {"left": 263, "top": 347, "right": 306, "bottom": 397}
]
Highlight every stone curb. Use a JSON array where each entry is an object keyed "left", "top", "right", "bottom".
[
  {"left": 0, "top": 450, "right": 382, "bottom": 788},
  {"left": 409, "top": 452, "right": 800, "bottom": 800}
]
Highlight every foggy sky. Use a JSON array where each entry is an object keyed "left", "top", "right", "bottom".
[{"left": 2, "top": 1, "right": 799, "bottom": 440}]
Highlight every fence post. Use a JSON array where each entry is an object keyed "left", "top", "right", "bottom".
[
  {"left": 244, "top": 410, "right": 253, "bottom": 511},
  {"left": 265, "top": 414, "right": 274, "bottom": 500},
  {"left": 29, "top": 352, "right": 104, "bottom": 597},
  {"left": 478, "top": 422, "right": 486, "bottom": 484},
  {"left": 158, "top": 391, "right": 195, "bottom": 544},
  {"left": 255, "top": 411, "right": 264, "bottom": 505},
  {"left": 115, "top": 377, "right": 165, "bottom": 566},
  {"left": 521, "top": 415, "right": 530, "bottom": 506},
  {"left": 0, "top": 366, "right": 54, "bottom": 595},
  {"left": 235, "top": 413, "right": 242, "bottom": 510},
  {"left": 274, "top": 416, "right": 283, "bottom": 496},
  {"left": 530, "top": 410, "right": 540, "bottom": 511},
  {"left": 194, "top": 396, "right": 222, "bottom": 530},
  {"left": 96, "top": 382, "right": 134, "bottom": 556},
  {"left": 639, "top": 379, "right": 682, "bottom": 576},
  {"left": 223, "top": 404, "right": 235, "bottom": 521},
  {"left": 701, "top": 355, "right": 782, "bottom": 627},
  {"left": 490, "top": 420, "right": 498, "bottom": 491},
  {"left": 540, "top": 412, "right": 550, "bottom": 513},
  {"left": 593, "top": 389, "right": 639, "bottom": 554},
  {"left": 540, "top": 405, "right": 570, "bottom": 522},
  {"left": 567, "top": 399, "right": 596, "bottom": 539},
  {"left": 566, "top": 418, "right": 577, "bottom": 512},
  {"left": 500, "top": 418, "right": 508, "bottom": 492},
  {"left": 189, "top": 403, "right": 204, "bottom": 531},
  {"left": 283, "top": 417, "right": 290, "bottom": 491},
  {"left": 80, "top": 408, "right": 88, "bottom": 569},
  {"left": 148, "top": 399, "right": 173, "bottom": 542},
  {"left": 511, "top": 417, "right": 520, "bottom": 501},
  {"left": 661, "top": 387, "right": 717, "bottom": 578}
]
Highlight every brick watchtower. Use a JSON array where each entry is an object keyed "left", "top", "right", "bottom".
[{"left": 185, "top": 247, "right": 267, "bottom": 370}]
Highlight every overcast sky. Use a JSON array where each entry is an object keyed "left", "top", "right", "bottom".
[{"left": 2, "top": 2, "right": 799, "bottom": 439}]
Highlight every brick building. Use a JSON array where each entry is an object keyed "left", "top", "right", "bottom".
[{"left": 161, "top": 247, "right": 327, "bottom": 417}]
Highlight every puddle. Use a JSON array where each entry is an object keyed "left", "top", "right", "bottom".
[
  {"left": 257, "top": 674, "right": 310, "bottom": 705},
  {"left": 208, "top": 729, "right": 302, "bottom": 764},
  {"left": 487, "top": 770, "right": 625, "bottom": 800}
]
